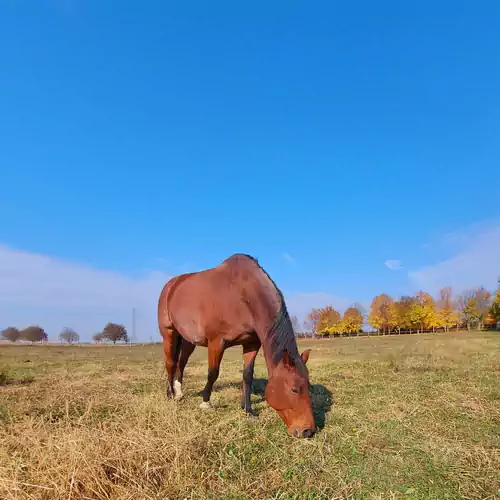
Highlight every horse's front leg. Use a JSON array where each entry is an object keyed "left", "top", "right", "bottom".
[{"left": 241, "top": 341, "right": 260, "bottom": 416}]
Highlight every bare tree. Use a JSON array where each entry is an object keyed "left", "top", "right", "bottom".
[
  {"left": 92, "top": 332, "right": 104, "bottom": 344},
  {"left": 59, "top": 327, "right": 80, "bottom": 344},
  {"left": 305, "top": 308, "right": 322, "bottom": 337}
]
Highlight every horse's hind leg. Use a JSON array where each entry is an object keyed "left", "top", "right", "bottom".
[
  {"left": 200, "top": 339, "right": 225, "bottom": 409},
  {"left": 173, "top": 339, "right": 195, "bottom": 400},
  {"left": 160, "top": 326, "right": 181, "bottom": 398}
]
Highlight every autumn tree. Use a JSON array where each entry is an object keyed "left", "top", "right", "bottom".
[
  {"left": 484, "top": 312, "right": 497, "bottom": 328},
  {"left": 435, "top": 287, "right": 458, "bottom": 332},
  {"left": 21, "top": 326, "right": 48, "bottom": 344},
  {"left": 395, "top": 296, "right": 416, "bottom": 333},
  {"left": 1, "top": 327, "right": 21, "bottom": 342},
  {"left": 457, "top": 291, "right": 480, "bottom": 330},
  {"left": 475, "top": 286, "right": 492, "bottom": 330},
  {"left": 351, "top": 302, "right": 367, "bottom": 321},
  {"left": 102, "top": 322, "right": 129, "bottom": 344},
  {"left": 409, "top": 291, "right": 439, "bottom": 332},
  {"left": 368, "top": 294, "right": 397, "bottom": 334},
  {"left": 490, "top": 289, "right": 500, "bottom": 324},
  {"left": 341, "top": 307, "right": 363, "bottom": 335},
  {"left": 408, "top": 302, "right": 423, "bottom": 333},
  {"left": 315, "top": 306, "right": 342, "bottom": 336},
  {"left": 59, "top": 327, "right": 79, "bottom": 344}
]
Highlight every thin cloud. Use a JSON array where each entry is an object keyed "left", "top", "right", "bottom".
[
  {"left": 0, "top": 244, "right": 351, "bottom": 343},
  {"left": 284, "top": 292, "right": 353, "bottom": 321},
  {"left": 408, "top": 224, "right": 500, "bottom": 294},
  {"left": 384, "top": 259, "right": 403, "bottom": 270},
  {"left": 283, "top": 252, "right": 297, "bottom": 264},
  {"left": 0, "top": 245, "right": 171, "bottom": 342}
]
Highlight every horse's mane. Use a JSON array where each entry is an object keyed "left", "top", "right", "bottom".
[
  {"left": 266, "top": 288, "right": 308, "bottom": 376},
  {"left": 224, "top": 253, "right": 307, "bottom": 376}
]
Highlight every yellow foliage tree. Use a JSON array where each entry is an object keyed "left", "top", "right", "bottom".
[
  {"left": 316, "top": 306, "right": 342, "bottom": 336},
  {"left": 395, "top": 296, "right": 416, "bottom": 333},
  {"left": 415, "top": 291, "right": 438, "bottom": 331},
  {"left": 409, "top": 303, "right": 424, "bottom": 332},
  {"left": 457, "top": 291, "right": 481, "bottom": 330},
  {"left": 341, "top": 307, "right": 363, "bottom": 335},
  {"left": 368, "top": 294, "right": 397, "bottom": 334},
  {"left": 436, "top": 286, "right": 459, "bottom": 332},
  {"left": 490, "top": 289, "right": 500, "bottom": 324},
  {"left": 476, "top": 286, "right": 492, "bottom": 330}
]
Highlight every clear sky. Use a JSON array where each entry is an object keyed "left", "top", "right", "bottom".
[{"left": 1, "top": 1, "right": 499, "bottom": 340}]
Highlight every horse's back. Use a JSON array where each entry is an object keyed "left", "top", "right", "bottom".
[{"left": 158, "top": 254, "right": 276, "bottom": 345}]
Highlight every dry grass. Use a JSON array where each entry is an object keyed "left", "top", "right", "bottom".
[{"left": 1, "top": 331, "right": 499, "bottom": 499}]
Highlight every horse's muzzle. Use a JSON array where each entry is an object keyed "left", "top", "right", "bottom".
[{"left": 291, "top": 427, "right": 316, "bottom": 438}]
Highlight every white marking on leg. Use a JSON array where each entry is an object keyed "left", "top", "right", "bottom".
[
  {"left": 199, "top": 401, "right": 212, "bottom": 410},
  {"left": 174, "top": 380, "right": 183, "bottom": 400}
]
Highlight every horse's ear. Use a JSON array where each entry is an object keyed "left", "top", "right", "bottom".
[{"left": 300, "top": 349, "right": 311, "bottom": 364}]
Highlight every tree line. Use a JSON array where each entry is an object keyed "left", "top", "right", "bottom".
[
  {"left": 1, "top": 322, "right": 129, "bottom": 344},
  {"left": 3, "top": 285, "right": 499, "bottom": 343},
  {"left": 298, "top": 285, "right": 500, "bottom": 337}
]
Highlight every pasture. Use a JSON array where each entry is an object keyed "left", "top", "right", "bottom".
[{"left": 1, "top": 332, "right": 499, "bottom": 499}]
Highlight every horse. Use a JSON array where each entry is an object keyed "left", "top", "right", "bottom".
[{"left": 157, "top": 253, "right": 316, "bottom": 438}]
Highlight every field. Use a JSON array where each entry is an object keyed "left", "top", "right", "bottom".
[{"left": 1, "top": 332, "right": 499, "bottom": 500}]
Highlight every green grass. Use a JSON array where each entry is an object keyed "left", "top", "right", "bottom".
[{"left": 0, "top": 331, "right": 499, "bottom": 499}]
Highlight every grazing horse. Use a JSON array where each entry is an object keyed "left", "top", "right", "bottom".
[{"left": 157, "top": 253, "right": 316, "bottom": 438}]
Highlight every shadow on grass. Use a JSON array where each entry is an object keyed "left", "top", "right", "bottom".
[
  {"left": 210, "top": 377, "right": 334, "bottom": 431},
  {"left": 0, "top": 373, "right": 35, "bottom": 387}
]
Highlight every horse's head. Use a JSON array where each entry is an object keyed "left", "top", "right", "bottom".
[{"left": 265, "top": 349, "right": 316, "bottom": 438}]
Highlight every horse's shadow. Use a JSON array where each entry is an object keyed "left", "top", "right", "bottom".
[{"left": 211, "top": 378, "right": 334, "bottom": 430}]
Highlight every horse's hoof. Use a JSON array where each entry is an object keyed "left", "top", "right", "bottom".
[{"left": 199, "top": 401, "right": 212, "bottom": 410}]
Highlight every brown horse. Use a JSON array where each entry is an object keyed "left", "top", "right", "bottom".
[{"left": 157, "top": 253, "right": 316, "bottom": 438}]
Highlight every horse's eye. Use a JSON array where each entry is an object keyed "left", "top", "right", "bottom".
[{"left": 291, "top": 387, "right": 299, "bottom": 394}]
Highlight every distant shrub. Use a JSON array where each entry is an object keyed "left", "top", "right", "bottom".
[
  {"left": 101, "top": 323, "right": 129, "bottom": 344},
  {"left": 1, "top": 327, "right": 21, "bottom": 342},
  {"left": 21, "top": 326, "right": 48, "bottom": 344}
]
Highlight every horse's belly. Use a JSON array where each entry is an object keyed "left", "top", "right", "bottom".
[
  {"left": 176, "top": 322, "right": 208, "bottom": 346},
  {"left": 225, "top": 331, "right": 259, "bottom": 347}
]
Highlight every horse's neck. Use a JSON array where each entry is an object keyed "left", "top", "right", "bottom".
[
  {"left": 258, "top": 338, "right": 279, "bottom": 375},
  {"left": 247, "top": 268, "right": 290, "bottom": 374},
  {"left": 255, "top": 312, "right": 293, "bottom": 376}
]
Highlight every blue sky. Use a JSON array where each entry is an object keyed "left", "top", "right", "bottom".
[{"left": 1, "top": 2, "right": 499, "bottom": 339}]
